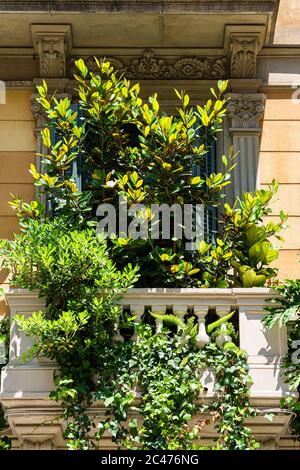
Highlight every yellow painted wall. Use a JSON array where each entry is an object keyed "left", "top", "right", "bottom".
[
  {"left": 260, "top": 92, "right": 300, "bottom": 280},
  {"left": 0, "top": 89, "right": 35, "bottom": 303}
]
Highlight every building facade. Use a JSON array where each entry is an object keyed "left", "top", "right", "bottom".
[{"left": 0, "top": 0, "right": 300, "bottom": 450}]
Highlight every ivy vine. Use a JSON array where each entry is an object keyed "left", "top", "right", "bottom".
[
  {"left": 0, "top": 289, "right": 10, "bottom": 450},
  {"left": 96, "top": 323, "right": 259, "bottom": 450}
]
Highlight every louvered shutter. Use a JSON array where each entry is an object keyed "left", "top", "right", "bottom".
[{"left": 192, "top": 141, "right": 217, "bottom": 243}]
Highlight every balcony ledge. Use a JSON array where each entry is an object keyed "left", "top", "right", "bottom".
[{"left": 0, "top": 286, "right": 296, "bottom": 449}]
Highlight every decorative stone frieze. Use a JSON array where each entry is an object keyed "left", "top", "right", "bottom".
[{"left": 70, "top": 50, "right": 228, "bottom": 80}]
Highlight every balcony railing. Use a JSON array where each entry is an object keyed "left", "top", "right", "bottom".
[{"left": 0, "top": 287, "right": 296, "bottom": 449}]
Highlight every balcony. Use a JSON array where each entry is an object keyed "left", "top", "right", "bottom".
[{"left": 0, "top": 287, "right": 295, "bottom": 449}]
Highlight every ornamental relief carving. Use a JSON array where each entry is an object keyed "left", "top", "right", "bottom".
[
  {"left": 22, "top": 439, "right": 54, "bottom": 450},
  {"left": 40, "top": 38, "right": 65, "bottom": 78},
  {"left": 230, "top": 37, "right": 260, "bottom": 79},
  {"left": 227, "top": 93, "right": 266, "bottom": 129},
  {"left": 70, "top": 50, "right": 227, "bottom": 80},
  {"left": 34, "top": 34, "right": 67, "bottom": 79}
]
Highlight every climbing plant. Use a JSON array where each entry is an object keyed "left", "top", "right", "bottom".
[
  {"left": 95, "top": 322, "right": 259, "bottom": 450},
  {"left": 263, "top": 278, "right": 300, "bottom": 439},
  {"left": 0, "top": 287, "right": 10, "bottom": 450}
]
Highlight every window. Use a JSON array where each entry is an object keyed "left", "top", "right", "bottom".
[
  {"left": 193, "top": 141, "right": 217, "bottom": 244},
  {"left": 48, "top": 108, "right": 217, "bottom": 243}
]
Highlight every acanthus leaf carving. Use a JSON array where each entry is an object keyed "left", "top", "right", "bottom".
[
  {"left": 230, "top": 36, "right": 261, "bottom": 79},
  {"left": 130, "top": 49, "right": 170, "bottom": 79},
  {"left": 227, "top": 93, "right": 266, "bottom": 129},
  {"left": 31, "top": 26, "right": 71, "bottom": 79},
  {"left": 39, "top": 36, "right": 66, "bottom": 78}
]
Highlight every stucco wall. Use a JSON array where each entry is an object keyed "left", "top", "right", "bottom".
[
  {"left": 260, "top": 90, "right": 300, "bottom": 279},
  {"left": 0, "top": 89, "right": 35, "bottom": 298}
]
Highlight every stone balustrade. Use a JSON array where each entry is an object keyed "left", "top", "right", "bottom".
[{"left": 0, "top": 287, "right": 297, "bottom": 449}]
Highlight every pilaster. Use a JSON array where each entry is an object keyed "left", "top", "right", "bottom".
[{"left": 226, "top": 92, "right": 266, "bottom": 198}]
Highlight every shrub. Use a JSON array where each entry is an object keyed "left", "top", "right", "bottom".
[
  {"left": 9, "top": 58, "right": 287, "bottom": 288},
  {"left": 263, "top": 278, "right": 300, "bottom": 438}
]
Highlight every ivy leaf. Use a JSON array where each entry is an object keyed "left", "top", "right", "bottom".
[{"left": 104, "top": 396, "right": 114, "bottom": 407}]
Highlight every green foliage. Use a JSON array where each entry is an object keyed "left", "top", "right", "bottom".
[
  {"left": 202, "top": 342, "right": 259, "bottom": 450},
  {"left": 0, "top": 218, "right": 139, "bottom": 449},
  {"left": 0, "top": 289, "right": 10, "bottom": 450},
  {"left": 1, "top": 218, "right": 138, "bottom": 315},
  {"left": 263, "top": 279, "right": 300, "bottom": 438},
  {"left": 95, "top": 324, "right": 258, "bottom": 450},
  {"left": 156, "top": 182, "right": 286, "bottom": 288},
  {"left": 222, "top": 185, "right": 287, "bottom": 287},
  {"left": 264, "top": 280, "right": 300, "bottom": 328},
  {"left": 0, "top": 57, "right": 287, "bottom": 450},
  {"left": 27, "top": 63, "right": 238, "bottom": 287},
  {"left": 206, "top": 311, "right": 235, "bottom": 333},
  {"left": 9, "top": 58, "right": 285, "bottom": 289}
]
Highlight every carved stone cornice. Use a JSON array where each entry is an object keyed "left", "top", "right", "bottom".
[
  {"left": 227, "top": 93, "right": 266, "bottom": 130},
  {"left": 70, "top": 50, "right": 228, "bottom": 80},
  {"left": 5, "top": 80, "right": 33, "bottom": 89},
  {"left": 31, "top": 25, "right": 72, "bottom": 79}
]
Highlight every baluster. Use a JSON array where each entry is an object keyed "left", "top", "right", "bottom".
[
  {"left": 215, "top": 307, "right": 232, "bottom": 347},
  {"left": 194, "top": 305, "right": 210, "bottom": 349},
  {"left": 112, "top": 308, "right": 125, "bottom": 343},
  {"left": 151, "top": 305, "right": 166, "bottom": 333},
  {"left": 173, "top": 305, "right": 188, "bottom": 333},
  {"left": 131, "top": 304, "right": 144, "bottom": 342}
]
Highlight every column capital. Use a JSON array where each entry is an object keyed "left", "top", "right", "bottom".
[
  {"left": 31, "top": 24, "right": 72, "bottom": 79},
  {"left": 227, "top": 93, "right": 266, "bottom": 131}
]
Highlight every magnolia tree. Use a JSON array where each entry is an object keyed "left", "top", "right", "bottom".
[{"left": 11, "top": 58, "right": 287, "bottom": 287}]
